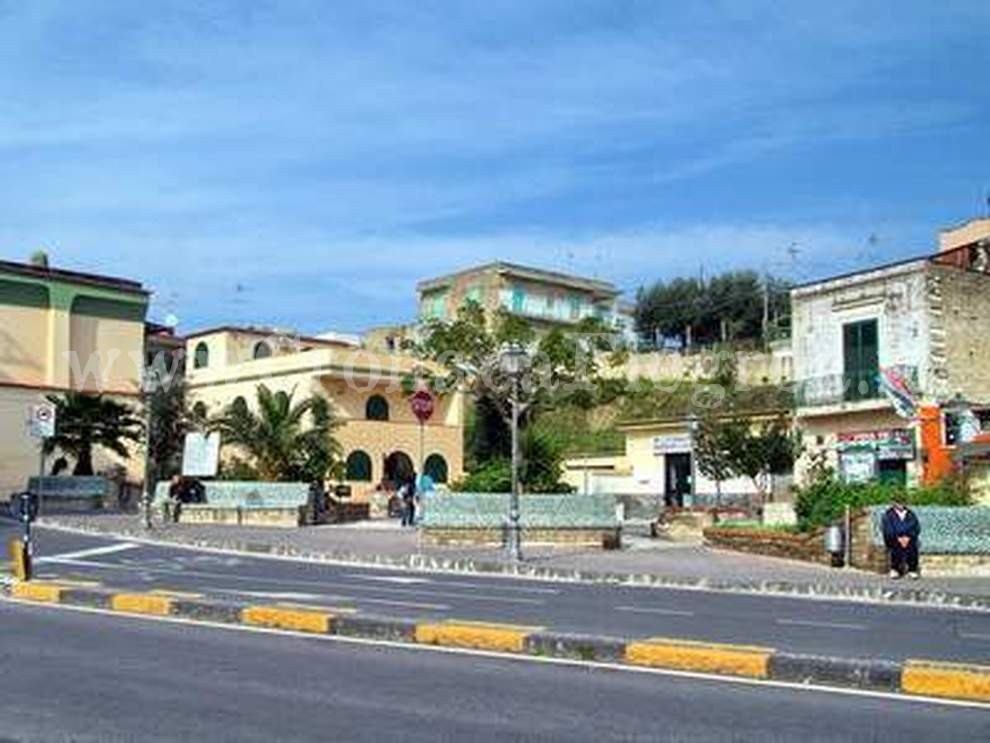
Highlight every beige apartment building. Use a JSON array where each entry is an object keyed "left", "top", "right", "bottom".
[
  {"left": 184, "top": 326, "right": 464, "bottom": 498},
  {"left": 416, "top": 261, "right": 637, "bottom": 344},
  {"left": 0, "top": 259, "right": 149, "bottom": 498}
]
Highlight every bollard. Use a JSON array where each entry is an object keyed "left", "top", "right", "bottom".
[{"left": 7, "top": 537, "right": 31, "bottom": 581}]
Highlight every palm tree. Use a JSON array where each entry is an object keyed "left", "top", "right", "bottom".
[
  {"left": 44, "top": 393, "right": 144, "bottom": 476},
  {"left": 210, "top": 384, "right": 342, "bottom": 483}
]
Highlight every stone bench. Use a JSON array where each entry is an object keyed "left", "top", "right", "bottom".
[
  {"left": 154, "top": 481, "right": 319, "bottom": 527},
  {"left": 27, "top": 476, "right": 109, "bottom": 511},
  {"left": 419, "top": 493, "right": 621, "bottom": 547}
]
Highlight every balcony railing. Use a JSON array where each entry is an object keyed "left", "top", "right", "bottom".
[{"left": 795, "top": 366, "right": 918, "bottom": 408}]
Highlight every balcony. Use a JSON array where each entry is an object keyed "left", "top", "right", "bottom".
[{"left": 795, "top": 366, "right": 919, "bottom": 409}]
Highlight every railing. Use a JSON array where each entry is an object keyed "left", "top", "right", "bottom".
[{"left": 795, "top": 365, "right": 918, "bottom": 408}]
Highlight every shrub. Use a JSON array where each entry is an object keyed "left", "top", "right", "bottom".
[{"left": 794, "top": 468, "right": 972, "bottom": 531}]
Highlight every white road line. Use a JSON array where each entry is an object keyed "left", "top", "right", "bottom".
[
  {"left": 615, "top": 606, "right": 695, "bottom": 617},
  {"left": 959, "top": 631, "right": 990, "bottom": 641},
  {"left": 345, "top": 573, "right": 560, "bottom": 595},
  {"left": 344, "top": 574, "right": 432, "bottom": 585},
  {"left": 36, "top": 542, "right": 139, "bottom": 564},
  {"left": 776, "top": 618, "right": 867, "bottom": 631},
  {"left": 35, "top": 559, "right": 546, "bottom": 605},
  {"left": 214, "top": 589, "right": 450, "bottom": 612}
]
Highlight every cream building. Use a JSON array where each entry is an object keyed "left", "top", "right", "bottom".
[
  {"left": 0, "top": 258, "right": 149, "bottom": 498},
  {"left": 184, "top": 326, "right": 464, "bottom": 498}
]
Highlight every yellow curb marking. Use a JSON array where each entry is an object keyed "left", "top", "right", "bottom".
[
  {"left": 111, "top": 593, "right": 174, "bottom": 616},
  {"left": 625, "top": 637, "right": 772, "bottom": 679},
  {"left": 241, "top": 605, "right": 334, "bottom": 634},
  {"left": 902, "top": 660, "right": 990, "bottom": 702},
  {"left": 11, "top": 581, "right": 65, "bottom": 603},
  {"left": 415, "top": 621, "right": 541, "bottom": 653}
]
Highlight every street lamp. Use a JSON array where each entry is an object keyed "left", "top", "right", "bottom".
[
  {"left": 499, "top": 343, "right": 530, "bottom": 562},
  {"left": 141, "top": 369, "right": 158, "bottom": 530}
]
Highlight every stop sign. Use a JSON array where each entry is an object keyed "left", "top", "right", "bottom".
[{"left": 409, "top": 390, "right": 435, "bottom": 423}]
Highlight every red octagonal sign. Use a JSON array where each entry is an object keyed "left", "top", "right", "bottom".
[{"left": 409, "top": 390, "right": 435, "bottom": 423}]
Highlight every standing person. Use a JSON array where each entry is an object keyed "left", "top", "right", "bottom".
[
  {"left": 401, "top": 473, "right": 418, "bottom": 527},
  {"left": 881, "top": 499, "right": 921, "bottom": 579}
]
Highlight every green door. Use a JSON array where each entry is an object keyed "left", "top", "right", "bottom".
[{"left": 842, "top": 319, "right": 879, "bottom": 401}]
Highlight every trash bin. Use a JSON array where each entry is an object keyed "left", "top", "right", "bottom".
[{"left": 824, "top": 524, "right": 844, "bottom": 567}]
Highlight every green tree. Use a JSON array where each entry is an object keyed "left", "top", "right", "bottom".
[
  {"left": 210, "top": 385, "right": 342, "bottom": 483},
  {"left": 147, "top": 378, "right": 193, "bottom": 485},
  {"left": 44, "top": 393, "right": 143, "bottom": 476}
]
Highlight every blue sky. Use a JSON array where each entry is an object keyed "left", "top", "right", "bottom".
[{"left": 1, "top": 1, "right": 988, "bottom": 334}]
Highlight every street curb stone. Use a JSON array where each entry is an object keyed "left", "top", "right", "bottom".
[{"left": 769, "top": 652, "right": 902, "bottom": 692}]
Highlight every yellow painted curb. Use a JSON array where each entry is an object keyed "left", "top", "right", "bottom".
[
  {"left": 415, "top": 621, "right": 536, "bottom": 653},
  {"left": 241, "top": 605, "right": 333, "bottom": 634},
  {"left": 11, "top": 581, "right": 65, "bottom": 603},
  {"left": 902, "top": 660, "right": 990, "bottom": 702},
  {"left": 625, "top": 637, "right": 772, "bottom": 678},
  {"left": 111, "top": 593, "right": 174, "bottom": 616}
]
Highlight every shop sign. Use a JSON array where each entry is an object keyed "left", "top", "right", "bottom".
[
  {"left": 837, "top": 428, "right": 914, "bottom": 460},
  {"left": 653, "top": 434, "right": 692, "bottom": 454}
]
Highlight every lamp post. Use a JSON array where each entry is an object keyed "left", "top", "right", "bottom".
[
  {"left": 687, "top": 413, "right": 700, "bottom": 508},
  {"left": 499, "top": 343, "right": 529, "bottom": 562},
  {"left": 141, "top": 369, "right": 157, "bottom": 530}
]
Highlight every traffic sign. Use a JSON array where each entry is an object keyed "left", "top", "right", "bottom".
[
  {"left": 27, "top": 402, "right": 56, "bottom": 439},
  {"left": 409, "top": 390, "right": 435, "bottom": 423}
]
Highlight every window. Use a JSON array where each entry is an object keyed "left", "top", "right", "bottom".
[
  {"left": 253, "top": 341, "right": 272, "bottom": 360},
  {"left": 842, "top": 319, "right": 878, "bottom": 401},
  {"left": 569, "top": 296, "right": 581, "bottom": 320},
  {"left": 511, "top": 287, "right": 525, "bottom": 313},
  {"left": 464, "top": 285, "right": 482, "bottom": 306},
  {"left": 424, "top": 453, "right": 449, "bottom": 484},
  {"left": 345, "top": 451, "right": 373, "bottom": 482},
  {"left": 366, "top": 394, "right": 390, "bottom": 421},
  {"left": 193, "top": 342, "right": 210, "bottom": 369},
  {"left": 192, "top": 402, "right": 208, "bottom": 420},
  {"left": 232, "top": 396, "right": 248, "bottom": 414}
]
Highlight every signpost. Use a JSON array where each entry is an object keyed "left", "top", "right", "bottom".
[
  {"left": 182, "top": 432, "right": 221, "bottom": 478},
  {"left": 27, "top": 402, "right": 56, "bottom": 480},
  {"left": 409, "top": 390, "right": 435, "bottom": 481}
]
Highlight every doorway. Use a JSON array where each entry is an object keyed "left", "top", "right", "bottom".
[{"left": 664, "top": 452, "right": 692, "bottom": 507}]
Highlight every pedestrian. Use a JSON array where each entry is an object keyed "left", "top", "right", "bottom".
[
  {"left": 401, "top": 474, "right": 418, "bottom": 527},
  {"left": 881, "top": 498, "right": 921, "bottom": 579}
]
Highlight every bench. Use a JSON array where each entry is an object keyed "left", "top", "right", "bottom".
[
  {"left": 154, "top": 481, "right": 319, "bottom": 527},
  {"left": 27, "top": 476, "right": 109, "bottom": 512},
  {"left": 419, "top": 493, "right": 621, "bottom": 547}
]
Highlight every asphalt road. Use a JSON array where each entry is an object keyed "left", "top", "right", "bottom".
[
  {"left": 0, "top": 600, "right": 987, "bottom": 742},
  {"left": 8, "top": 522, "right": 990, "bottom": 664}
]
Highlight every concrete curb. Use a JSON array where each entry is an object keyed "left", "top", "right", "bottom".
[
  {"left": 5, "top": 578, "right": 989, "bottom": 704},
  {"left": 35, "top": 519, "right": 990, "bottom": 612}
]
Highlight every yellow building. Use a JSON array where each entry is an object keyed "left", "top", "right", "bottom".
[
  {"left": 0, "top": 258, "right": 149, "bottom": 498},
  {"left": 184, "top": 326, "right": 464, "bottom": 497}
]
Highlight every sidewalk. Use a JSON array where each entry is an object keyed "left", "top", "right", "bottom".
[{"left": 35, "top": 511, "right": 990, "bottom": 609}]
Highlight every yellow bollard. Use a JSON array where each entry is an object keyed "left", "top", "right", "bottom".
[{"left": 7, "top": 538, "right": 31, "bottom": 581}]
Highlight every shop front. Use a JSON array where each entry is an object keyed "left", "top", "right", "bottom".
[{"left": 837, "top": 428, "right": 915, "bottom": 485}]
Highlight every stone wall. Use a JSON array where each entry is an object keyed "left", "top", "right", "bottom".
[
  {"left": 927, "top": 264, "right": 990, "bottom": 403},
  {"left": 703, "top": 527, "right": 832, "bottom": 566}
]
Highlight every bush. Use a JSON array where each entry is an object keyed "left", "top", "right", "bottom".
[
  {"left": 450, "top": 459, "right": 511, "bottom": 493},
  {"left": 794, "top": 469, "right": 972, "bottom": 531}
]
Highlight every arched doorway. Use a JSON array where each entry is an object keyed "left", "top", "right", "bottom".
[
  {"left": 383, "top": 451, "right": 415, "bottom": 488},
  {"left": 424, "top": 453, "right": 448, "bottom": 484}
]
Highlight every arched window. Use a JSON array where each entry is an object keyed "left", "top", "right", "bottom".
[
  {"left": 253, "top": 341, "right": 272, "bottom": 360},
  {"left": 365, "top": 394, "right": 389, "bottom": 421},
  {"left": 232, "top": 396, "right": 248, "bottom": 414},
  {"left": 424, "top": 453, "right": 449, "bottom": 484},
  {"left": 193, "top": 342, "right": 210, "bottom": 369},
  {"left": 345, "top": 450, "right": 373, "bottom": 482},
  {"left": 192, "top": 402, "right": 208, "bottom": 420}
]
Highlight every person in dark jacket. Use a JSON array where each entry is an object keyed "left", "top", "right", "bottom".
[{"left": 881, "top": 500, "right": 921, "bottom": 579}]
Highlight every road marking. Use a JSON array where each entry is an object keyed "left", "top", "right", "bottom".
[
  {"left": 615, "top": 606, "right": 695, "bottom": 617},
  {"left": 6, "top": 597, "right": 990, "bottom": 711},
  {"left": 37, "top": 542, "right": 139, "bottom": 564},
  {"left": 345, "top": 574, "right": 432, "bottom": 585},
  {"left": 776, "top": 618, "right": 867, "bottom": 631},
  {"left": 959, "top": 631, "right": 990, "bottom": 641},
  {"left": 212, "top": 589, "right": 451, "bottom": 612},
  {"left": 36, "top": 559, "right": 547, "bottom": 605}
]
